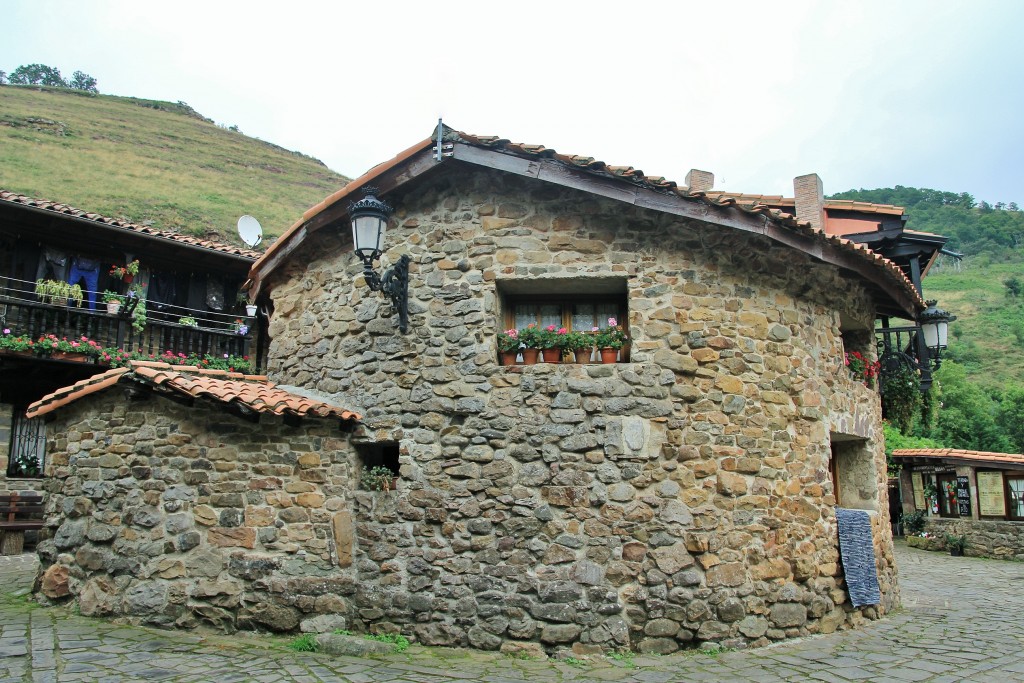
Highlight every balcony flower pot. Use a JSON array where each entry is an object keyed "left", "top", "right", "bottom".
[
  {"left": 52, "top": 351, "right": 90, "bottom": 362},
  {"left": 542, "top": 348, "right": 562, "bottom": 363},
  {"left": 574, "top": 348, "right": 592, "bottom": 363},
  {"left": 521, "top": 348, "right": 540, "bottom": 365},
  {"left": 106, "top": 301, "right": 122, "bottom": 315},
  {"left": 600, "top": 348, "right": 618, "bottom": 364},
  {"left": 500, "top": 350, "right": 518, "bottom": 366},
  {"left": 246, "top": 304, "right": 258, "bottom": 317}
]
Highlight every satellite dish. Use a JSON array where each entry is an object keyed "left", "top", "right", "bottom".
[{"left": 237, "top": 215, "right": 263, "bottom": 248}]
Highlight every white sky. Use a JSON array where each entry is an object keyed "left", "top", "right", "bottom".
[{"left": 5, "top": 0, "right": 1023, "bottom": 204}]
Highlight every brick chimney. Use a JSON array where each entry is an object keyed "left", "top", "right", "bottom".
[
  {"left": 685, "top": 169, "right": 714, "bottom": 193},
  {"left": 793, "top": 173, "right": 825, "bottom": 230}
]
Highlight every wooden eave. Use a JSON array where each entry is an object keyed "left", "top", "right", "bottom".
[
  {"left": 249, "top": 139, "right": 922, "bottom": 318},
  {"left": 0, "top": 202, "right": 255, "bottom": 274}
]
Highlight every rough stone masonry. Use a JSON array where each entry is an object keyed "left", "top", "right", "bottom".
[{"left": 36, "top": 163, "right": 898, "bottom": 656}]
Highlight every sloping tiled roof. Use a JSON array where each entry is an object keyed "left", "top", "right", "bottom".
[
  {"left": 25, "top": 367, "right": 130, "bottom": 418},
  {"left": 251, "top": 127, "right": 925, "bottom": 314},
  {"left": 0, "top": 190, "right": 262, "bottom": 260},
  {"left": 892, "top": 449, "right": 1024, "bottom": 467},
  {"left": 26, "top": 361, "right": 360, "bottom": 422}
]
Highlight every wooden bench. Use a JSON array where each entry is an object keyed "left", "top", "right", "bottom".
[{"left": 0, "top": 492, "right": 45, "bottom": 555}]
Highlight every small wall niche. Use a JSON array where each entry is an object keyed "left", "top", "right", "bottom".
[
  {"left": 354, "top": 441, "right": 400, "bottom": 476},
  {"left": 830, "top": 433, "right": 878, "bottom": 511}
]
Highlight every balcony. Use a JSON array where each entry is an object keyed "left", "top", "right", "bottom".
[{"left": 0, "top": 277, "right": 262, "bottom": 369}]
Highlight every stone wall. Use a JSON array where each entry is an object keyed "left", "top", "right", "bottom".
[
  {"left": 922, "top": 518, "right": 1024, "bottom": 561},
  {"left": 37, "top": 391, "right": 359, "bottom": 633},
  {"left": 261, "top": 165, "right": 896, "bottom": 653}
]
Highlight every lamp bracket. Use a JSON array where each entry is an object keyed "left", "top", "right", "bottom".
[{"left": 363, "top": 254, "right": 410, "bottom": 334}]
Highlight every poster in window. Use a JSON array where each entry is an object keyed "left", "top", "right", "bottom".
[
  {"left": 912, "top": 472, "right": 925, "bottom": 510},
  {"left": 956, "top": 476, "right": 971, "bottom": 517},
  {"left": 977, "top": 471, "right": 1005, "bottom": 517}
]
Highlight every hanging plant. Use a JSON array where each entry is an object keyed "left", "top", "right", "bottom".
[{"left": 880, "top": 361, "right": 922, "bottom": 434}]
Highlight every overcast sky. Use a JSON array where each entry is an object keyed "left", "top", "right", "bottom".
[{"left": 6, "top": 0, "right": 1023, "bottom": 204}]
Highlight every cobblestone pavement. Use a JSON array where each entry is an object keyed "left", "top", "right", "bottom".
[{"left": 2, "top": 542, "right": 1023, "bottom": 682}]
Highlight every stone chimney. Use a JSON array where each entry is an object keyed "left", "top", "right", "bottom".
[
  {"left": 685, "top": 169, "right": 714, "bottom": 193},
  {"left": 793, "top": 173, "right": 825, "bottom": 230}
]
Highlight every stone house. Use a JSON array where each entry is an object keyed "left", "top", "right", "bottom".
[
  {"left": 0, "top": 190, "right": 265, "bottom": 501},
  {"left": 30, "top": 360, "right": 361, "bottom": 631},
  {"left": 32, "top": 126, "right": 936, "bottom": 654}
]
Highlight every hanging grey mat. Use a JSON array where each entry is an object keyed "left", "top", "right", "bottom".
[{"left": 835, "top": 508, "right": 881, "bottom": 607}]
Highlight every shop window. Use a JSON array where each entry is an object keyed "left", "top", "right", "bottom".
[
  {"left": 936, "top": 473, "right": 960, "bottom": 518},
  {"left": 829, "top": 435, "right": 878, "bottom": 511},
  {"left": 6, "top": 411, "right": 46, "bottom": 478},
  {"left": 1006, "top": 475, "right": 1024, "bottom": 520},
  {"left": 498, "top": 278, "right": 629, "bottom": 362}
]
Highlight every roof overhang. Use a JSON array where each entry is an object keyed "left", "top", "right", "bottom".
[{"left": 248, "top": 129, "right": 924, "bottom": 318}]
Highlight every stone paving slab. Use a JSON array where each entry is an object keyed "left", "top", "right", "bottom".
[{"left": 1, "top": 542, "right": 1022, "bottom": 682}]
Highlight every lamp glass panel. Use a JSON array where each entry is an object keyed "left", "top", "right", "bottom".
[
  {"left": 921, "top": 322, "right": 939, "bottom": 349},
  {"left": 352, "top": 215, "right": 384, "bottom": 254},
  {"left": 937, "top": 321, "right": 948, "bottom": 348}
]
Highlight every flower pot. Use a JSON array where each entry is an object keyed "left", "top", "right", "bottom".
[
  {"left": 122, "top": 274, "right": 134, "bottom": 284},
  {"left": 106, "top": 301, "right": 121, "bottom": 315},
  {"left": 245, "top": 305, "right": 258, "bottom": 317},
  {"left": 600, "top": 348, "right": 618, "bottom": 364},
  {"left": 499, "top": 350, "right": 518, "bottom": 366},
  {"left": 52, "top": 352, "right": 90, "bottom": 363},
  {"left": 542, "top": 348, "right": 562, "bottom": 363},
  {"left": 521, "top": 348, "right": 540, "bottom": 365},
  {"left": 574, "top": 348, "right": 592, "bottom": 363}
]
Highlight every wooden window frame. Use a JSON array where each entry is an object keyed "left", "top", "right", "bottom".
[{"left": 1004, "top": 473, "right": 1024, "bottom": 521}]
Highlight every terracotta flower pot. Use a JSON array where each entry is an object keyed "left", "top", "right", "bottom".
[
  {"left": 574, "top": 348, "right": 592, "bottom": 363},
  {"left": 600, "top": 348, "right": 619, "bottom": 364},
  {"left": 499, "top": 350, "right": 518, "bottom": 366},
  {"left": 521, "top": 348, "right": 540, "bottom": 365},
  {"left": 542, "top": 348, "right": 562, "bottom": 363},
  {"left": 52, "top": 352, "right": 90, "bottom": 363},
  {"left": 122, "top": 273, "right": 134, "bottom": 284}
]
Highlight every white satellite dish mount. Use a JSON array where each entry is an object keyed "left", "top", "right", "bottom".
[{"left": 237, "top": 215, "right": 263, "bottom": 248}]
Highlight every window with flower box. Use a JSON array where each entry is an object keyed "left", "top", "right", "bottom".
[{"left": 497, "top": 279, "right": 629, "bottom": 363}]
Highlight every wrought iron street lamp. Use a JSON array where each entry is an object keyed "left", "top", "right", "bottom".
[
  {"left": 349, "top": 188, "right": 410, "bottom": 333},
  {"left": 917, "top": 300, "right": 956, "bottom": 370}
]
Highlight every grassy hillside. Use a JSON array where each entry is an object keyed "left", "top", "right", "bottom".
[
  {"left": 0, "top": 85, "right": 349, "bottom": 245},
  {"left": 922, "top": 258, "right": 1024, "bottom": 391},
  {"left": 831, "top": 187, "right": 1024, "bottom": 391}
]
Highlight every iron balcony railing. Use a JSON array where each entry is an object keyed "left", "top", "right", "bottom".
[{"left": 0, "top": 277, "right": 262, "bottom": 368}]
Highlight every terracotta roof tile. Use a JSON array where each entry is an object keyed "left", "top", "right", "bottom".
[
  {"left": 26, "top": 367, "right": 130, "bottom": 418},
  {"left": 892, "top": 448, "right": 1024, "bottom": 466},
  {"left": 25, "top": 362, "right": 359, "bottom": 423},
  {"left": 0, "top": 190, "right": 262, "bottom": 259}
]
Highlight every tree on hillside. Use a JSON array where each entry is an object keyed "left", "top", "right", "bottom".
[
  {"left": 999, "top": 388, "right": 1024, "bottom": 453},
  {"left": 9, "top": 63, "right": 67, "bottom": 87},
  {"left": 931, "top": 363, "right": 1013, "bottom": 452},
  {"left": 1007, "top": 277, "right": 1022, "bottom": 298},
  {"left": 69, "top": 70, "right": 98, "bottom": 93}
]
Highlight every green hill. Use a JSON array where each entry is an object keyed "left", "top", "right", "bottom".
[
  {"left": 831, "top": 187, "right": 1024, "bottom": 392},
  {"left": 0, "top": 85, "right": 349, "bottom": 246}
]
